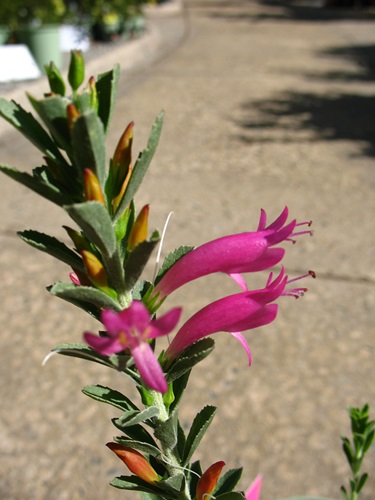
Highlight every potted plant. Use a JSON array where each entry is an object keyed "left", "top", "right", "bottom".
[{"left": 1, "top": 0, "right": 69, "bottom": 70}]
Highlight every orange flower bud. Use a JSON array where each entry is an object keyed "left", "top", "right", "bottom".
[
  {"left": 81, "top": 250, "right": 109, "bottom": 290},
  {"left": 112, "top": 121, "right": 134, "bottom": 175},
  {"left": 106, "top": 443, "right": 160, "bottom": 484},
  {"left": 127, "top": 205, "right": 149, "bottom": 251},
  {"left": 83, "top": 168, "right": 105, "bottom": 205},
  {"left": 66, "top": 103, "right": 80, "bottom": 129},
  {"left": 196, "top": 461, "right": 225, "bottom": 500}
]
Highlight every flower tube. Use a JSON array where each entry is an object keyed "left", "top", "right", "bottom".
[
  {"left": 165, "top": 268, "right": 312, "bottom": 363},
  {"left": 153, "top": 207, "right": 312, "bottom": 301}
]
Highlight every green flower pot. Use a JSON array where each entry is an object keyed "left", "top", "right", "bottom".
[
  {"left": 0, "top": 25, "right": 10, "bottom": 45},
  {"left": 17, "top": 24, "right": 62, "bottom": 71}
]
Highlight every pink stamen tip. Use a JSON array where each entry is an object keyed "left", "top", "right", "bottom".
[{"left": 309, "top": 270, "right": 316, "bottom": 278}]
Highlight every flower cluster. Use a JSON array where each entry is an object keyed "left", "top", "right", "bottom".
[{"left": 85, "top": 206, "right": 314, "bottom": 392}]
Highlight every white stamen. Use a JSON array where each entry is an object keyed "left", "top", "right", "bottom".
[
  {"left": 153, "top": 211, "right": 173, "bottom": 282},
  {"left": 161, "top": 455, "right": 201, "bottom": 479}
]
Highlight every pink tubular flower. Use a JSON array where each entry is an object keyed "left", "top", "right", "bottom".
[
  {"left": 153, "top": 207, "right": 312, "bottom": 301},
  {"left": 165, "top": 268, "right": 314, "bottom": 363},
  {"left": 84, "top": 301, "right": 182, "bottom": 393},
  {"left": 246, "top": 475, "right": 262, "bottom": 500}
]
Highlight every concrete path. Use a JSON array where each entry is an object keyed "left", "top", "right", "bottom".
[{"left": 0, "top": 1, "right": 374, "bottom": 498}]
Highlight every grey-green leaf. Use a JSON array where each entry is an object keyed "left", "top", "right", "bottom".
[
  {"left": 71, "top": 110, "right": 106, "bottom": 186},
  {"left": 182, "top": 405, "right": 217, "bottom": 466},
  {"left": 0, "top": 164, "right": 71, "bottom": 206},
  {"left": 51, "top": 343, "right": 115, "bottom": 368},
  {"left": 115, "top": 406, "right": 159, "bottom": 428},
  {"left": 96, "top": 64, "right": 120, "bottom": 133},
  {"left": 18, "top": 230, "right": 84, "bottom": 271},
  {"left": 82, "top": 385, "right": 139, "bottom": 412},
  {"left": 49, "top": 281, "right": 121, "bottom": 311},
  {"left": 0, "top": 98, "right": 66, "bottom": 164},
  {"left": 166, "top": 338, "right": 215, "bottom": 383},
  {"left": 124, "top": 234, "right": 160, "bottom": 291}
]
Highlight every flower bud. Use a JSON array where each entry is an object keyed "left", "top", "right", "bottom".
[
  {"left": 66, "top": 103, "right": 80, "bottom": 129},
  {"left": 106, "top": 443, "right": 161, "bottom": 484},
  {"left": 128, "top": 205, "right": 149, "bottom": 251},
  {"left": 196, "top": 461, "right": 225, "bottom": 500},
  {"left": 83, "top": 168, "right": 105, "bottom": 205},
  {"left": 81, "top": 250, "right": 109, "bottom": 290},
  {"left": 68, "top": 49, "right": 85, "bottom": 91},
  {"left": 45, "top": 61, "right": 66, "bottom": 96}
]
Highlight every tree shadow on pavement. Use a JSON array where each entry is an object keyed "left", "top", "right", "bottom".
[
  {"left": 309, "top": 44, "right": 375, "bottom": 82},
  {"left": 195, "top": 0, "right": 375, "bottom": 22},
  {"left": 237, "top": 91, "right": 375, "bottom": 157}
]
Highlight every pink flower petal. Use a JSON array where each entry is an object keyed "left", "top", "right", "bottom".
[
  {"left": 83, "top": 332, "right": 123, "bottom": 356},
  {"left": 131, "top": 342, "right": 168, "bottom": 393},
  {"left": 229, "top": 273, "right": 248, "bottom": 292},
  {"left": 149, "top": 307, "right": 182, "bottom": 339},
  {"left": 245, "top": 475, "right": 262, "bottom": 500},
  {"left": 230, "top": 331, "right": 253, "bottom": 365}
]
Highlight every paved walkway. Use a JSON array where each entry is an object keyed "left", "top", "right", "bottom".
[{"left": 0, "top": 1, "right": 374, "bottom": 498}]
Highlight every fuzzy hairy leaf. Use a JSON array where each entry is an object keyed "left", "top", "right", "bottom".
[
  {"left": 216, "top": 493, "right": 245, "bottom": 500},
  {"left": 18, "top": 230, "right": 84, "bottom": 271},
  {"left": 51, "top": 343, "right": 115, "bottom": 368},
  {"left": 82, "top": 385, "right": 139, "bottom": 412},
  {"left": 215, "top": 468, "right": 243, "bottom": 496},
  {"left": 0, "top": 164, "right": 71, "bottom": 206},
  {"left": 96, "top": 64, "right": 120, "bottom": 133},
  {"left": 154, "top": 411, "right": 178, "bottom": 450},
  {"left": 49, "top": 281, "right": 121, "bottom": 311},
  {"left": 110, "top": 475, "right": 162, "bottom": 494},
  {"left": 0, "top": 98, "right": 66, "bottom": 164},
  {"left": 182, "top": 405, "right": 217, "bottom": 466},
  {"left": 28, "top": 94, "right": 72, "bottom": 153},
  {"left": 114, "top": 438, "right": 162, "bottom": 459},
  {"left": 166, "top": 338, "right": 215, "bottom": 383},
  {"left": 115, "top": 406, "right": 159, "bottom": 428},
  {"left": 155, "top": 245, "right": 194, "bottom": 285},
  {"left": 124, "top": 233, "right": 160, "bottom": 291},
  {"left": 71, "top": 110, "right": 106, "bottom": 185}
]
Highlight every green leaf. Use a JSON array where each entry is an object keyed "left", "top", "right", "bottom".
[
  {"left": 176, "top": 419, "right": 186, "bottom": 462},
  {"left": 0, "top": 98, "right": 66, "bottom": 165},
  {"left": 111, "top": 418, "right": 158, "bottom": 448},
  {"left": 159, "top": 473, "right": 185, "bottom": 494},
  {"left": 0, "top": 164, "right": 72, "bottom": 206},
  {"left": 28, "top": 94, "right": 71, "bottom": 153},
  {"left": 216, "top": 493, "right": 245, "bottom": 500},
  {"left": 169, "top": 370, "right": 191, "bottom": 416},
  {"left": 114, "top": 112, "right": 164, "bottom": 222},
  {"left": 154, "top": 411, "right": 178, "bottom": 450},
  {"left": 166, "top": 338, "right": 215, "bottom": 383},
  {"left": 140, "top": 493, "right": 165, "bottom": 500},
  {"left": 71, "top": 110, "right": 106, "bottom": 186},
  {"left": 182, "top": 405, "right": 217, "bottom": 466},
  {"left": 357, "top": 472, "right": 368, "bottom": 493},
  {"left": 110, "top": 475, "right": 162, "bottom": 494},
  {"left": 155, "top": 245, "right": 194, "bottom": 285},
  {"left": 215, "top": 468, "right": 243, "bottom": 496},
  {"left": 82, "top": 385, "right": 139, "bottom": 412},
  {"left": 66, "top": 202, "right": 116, "bottom": 255},
  {"left": 96, "top": 64, "right": 120, "bottom": 133},
  {"left": 51, "top": 343, "right": 115, "bottom": 368},
  {"left": 49, "top": 281, "right": 121, "bottom": 311},
  {"left": 18, "top": 230, "right": 84, "bottom": 271},
  {"left": 114, "top": 438, "right": 162, "bottom": 459},
  {"left": 65, "top": 202, "right": 125, "bottom": 292},
  {"left": 188, "top": 460, "right": 202, "bottom": 498},
  {"left": 124, "top": 233, "right": 160, "bottom": 291},
  {"left": 115, "top": 406, "right": 159, "bottom": 428}
]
